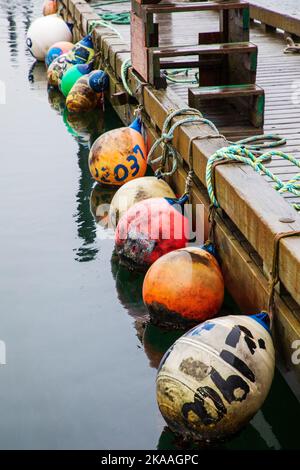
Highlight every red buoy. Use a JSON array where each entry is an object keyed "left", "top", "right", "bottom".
[{"left": 115, "top": 197, "right": 189, "bottom": 268}]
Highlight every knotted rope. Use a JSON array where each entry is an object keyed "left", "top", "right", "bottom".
[
  {"left": 147, "top": 108, "right": 220, "bottom": 180},
  {"left": 284, "top": 37, "right": 300, "bottom": 54}
]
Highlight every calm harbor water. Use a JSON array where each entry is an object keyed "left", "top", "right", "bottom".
[{"left": 0, "top": 0, "right": 300, "bottom": 450}]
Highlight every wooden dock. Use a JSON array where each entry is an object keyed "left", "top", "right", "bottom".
[{"left": 60, "top": 0, "right": 300, "bottom": 383}]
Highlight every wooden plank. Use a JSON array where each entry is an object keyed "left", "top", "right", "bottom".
[{"left": 250, "top": 3, "right": 300, "bottom": 36}]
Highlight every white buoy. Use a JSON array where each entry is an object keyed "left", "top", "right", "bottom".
[
  {"left": 109, "top": 176, "right": 176, "bottom": 228},
  {"left": 26, "top": 15, "right": 72, "bottom": 61},
  {"left": 156, "top": 313, "right": 275, "bottom": 442}
]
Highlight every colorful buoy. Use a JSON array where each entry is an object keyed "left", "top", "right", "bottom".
[
  {"left": 115, "top": 197, "right": 189, "bottom": 268},
  {"left": 47, "top": 35, "right": 94, "bottom": 87},
  {"left": 89, "top": 120, "right": 147, "bottom": 186},
  {"left": 42, "top": 0, "right": 58, "bottom": 16},
  {"left": 45, "top": 41, "right": 74, "bottom": 68},
  {"left": 143, "top": 247, "right": 224, "bottom": 328},
  {"left": 156, "top": 313, "right": 275, "bottom": 442},
  {"left": 26, "top": 15, "right": 72, "bottom": 61},
  {"left": 66, "top": 70, "right": 108, "bottom": 113},
  {"left": 109, "top": 176, "right": 176, "bottom": 228},
  {"left": 60, "top": 62, "right": 93, "bottom": 96}
]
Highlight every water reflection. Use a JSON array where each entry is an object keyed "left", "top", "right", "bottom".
[{"left": 6, "top": 3, "right": 18, "bottom": 65}]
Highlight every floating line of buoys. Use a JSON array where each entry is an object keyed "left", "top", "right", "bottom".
[
  {"left": 88, "top": 117, "right": 147, "bottom": 186},
  {"left": 47, "top": 35, "right": 95, "bottom": 87},
  {"left": 156, "top": 312, "right": 275, "bottom": 442},
  {"left": 45, "top": 41, "right": 74, "bottom": 68},
  {"left": 143, "top": 247, "right": 225, "bottom": 328},
  {"left": 26, "top": 15, "right": 72, "bottom": 61}
]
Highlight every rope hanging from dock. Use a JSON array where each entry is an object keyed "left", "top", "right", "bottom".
[{"left": 206, "top": 137, "right": 300, "bottom": 211}]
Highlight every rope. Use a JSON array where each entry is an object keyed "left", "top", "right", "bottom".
[
  {"left": 284, "top": 37, "right": 300, "bottom": 54},
  {"left": 121, "top": 58, "right": 133, "bottom": 96},
  {"left": 268, "top": 231, "right": 300, "bottom": 328},
  {"left": 88, "top": 18, "right": 122, "bottom": 38},
  {"left": 162, "top": 69, "right": 199, "bottom": 85},
  {"left": 206, "top": 137, "right": 300, "bottom": 211},
  {"left": 147, "top": 108, "right": 220, "bottom": 179},
  {"left": 92, "top": 0, "right": 130, "bottom": 6},
  {"left": 100, "top": 12, "right": 130, "bottom": 24}
]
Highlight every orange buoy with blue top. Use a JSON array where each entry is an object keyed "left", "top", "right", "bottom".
[
  {"left": 142, "top": 246, "right": 224, "bottom": 328},
  {"left": 88, "top": 117, "right": 147, "bottom": 186},
  {"left": 115, "top": 196, "right": 190, "bottom": 268},
  {"left": 66, "top": 70, "right": 108, "bottom": 113}
]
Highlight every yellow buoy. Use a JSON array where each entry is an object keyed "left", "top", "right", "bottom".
[
  {"left": 109, "top": 176, "right": 176, "bottom": 228},
  {"left": 89, "top": 123, "right": 147, "bottom": 186},
  {"left": 156, "top": 313, "right": 275, "bottom": 442}
]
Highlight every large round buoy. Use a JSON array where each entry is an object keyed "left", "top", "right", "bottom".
[
  {"left": 45, "top": 41, "right": 74, "bottom": 68},
  {"left": 115, "top": 197, "right": 189, "bottom": 268},
  {"left": 66, "top": 70, "right": 108, "bottom": 113},
  {"left": 109, "top": 176, "right": 176, "bottom": 228},
  {"left": 26, "top": 15, "right": 72, "bottom": 61},
  {"left": 60, "top": 62, "right": 93, "bottom": 96},
  {"left": 156, "top": 312, "right": 275, "bottom": 442},
  {"left": 47, "top": 35, "right": 94, "bottom": 87},
  {"left": 143, "top": 247, "right": 224, "bottom": 328},
  {"left": 89, "top": 124, "right": 147, "bottom": 186},
  {"left": 43, "top": 0, "right": 58, "bottom": 16}
]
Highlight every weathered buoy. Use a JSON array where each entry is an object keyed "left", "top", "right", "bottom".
[
  {"left": 45, "top": 41, "right": 74, "bottom": 68},
  {"left": 143, "top": 247, "right": 224, "bottom": 328},
  {"left": 156, "top": 313, "right": 275, "bottom": 442},
  {"left": 89, "top": 119, "right": 147, "bottom": 186},
  {"left": 26, "top": 15, "right": 72, "bottom": 61},
  {"left": 115, "top": 197, "right": 189, "bottom": 268},
  {"left": 66, "top": 70, "right": 108, "bottom": 113},
  {"left": 109, "top": 176, "right": 176, "bottom": 228},
  {"left": 42, "top": 0, "right": 58, "bottom": 16},
  {"left": 60, "top": 62, "right": 93, "bottom": 96},
  {"left": 47, "top": 35, "right": 94, "bottom": 87}
]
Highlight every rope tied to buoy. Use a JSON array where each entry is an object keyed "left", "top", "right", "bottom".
[
  {"left": 121, "top": 58, "right": 133, "bottom": 96},
  {"left": 147, "top": 108, "right": 220, "bottom": 180}
]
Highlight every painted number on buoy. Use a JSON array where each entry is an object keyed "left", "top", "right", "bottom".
[
  {"left": 114, "top": 145, "right": 144, "bottom": 182},
  {"left": 182, "top": 325, "right": 266, "bottom": 425}
]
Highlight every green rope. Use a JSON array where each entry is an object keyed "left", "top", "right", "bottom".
[
  {"left": 100, "top": 12, "right": 130, "bottom": 25},
  {"left": 147, "top": 108, "right": 219, "bottom": 178},
  {"left": 92, "top": 0, "right": 130, "bottom": 6},
  {"left": 162, "top": 69, "right": 199, "bottom": 84},
  {"left": 206, "top": 137, "right": 300, "bottom": 211},
  {"left": 88, "top": 19, "right": 122, "bottom": 38},
  {"left": 121, "top": 58, "right": 133, "bottom": 96}
]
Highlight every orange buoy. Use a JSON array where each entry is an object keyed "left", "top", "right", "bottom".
[
  {"left": 143, "top": 247, "right": 224, "bottom": 327},
  {"left": 115, "top": 197, "right": 190, "bottom": 268},
  {"left": 43, "top": 0, "right": 58, "bottom": 16},
  {"left": 89, "top": 121, "right": 147, "bottom": 186}
]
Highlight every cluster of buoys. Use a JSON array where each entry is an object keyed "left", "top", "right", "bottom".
[{"left": 27, "top": 5, "right": 275, "bottom": 444}]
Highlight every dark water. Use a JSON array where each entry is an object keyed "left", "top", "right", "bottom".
[{"left": 0, "top": 0, "right": 300, "bottom": 450}]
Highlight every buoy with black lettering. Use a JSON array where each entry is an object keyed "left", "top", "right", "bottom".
[
  {"left": 66, "top": 70, "right": 109, "bottom": 113},
  {"left": 47, "top": 35, "right": 94, "bottom": 87},
  {"left": 60, "top": 62, "right": 94, "bottom": 96},
  {"left": 89, "top": 117, "right": 147, "bottom": 186},
  {"left": 109, "top": 176, "right": 176, "bottom": 228},
  {"left": 156, "top": 312, "right": 275, "bottom": 442},
  {"left": 115, "top": 196, "right": 190, "bottom": 268},
  {"left": 26, "top": 15, "right": 72, "bottom": 61},
  {"left": 143, "top": 247, "right": 224, "bottom": 328},
  {"left": 43, "top": 0, "right": 58, "bottom": 16},
  {"left": 45, "top": 41, "right": 74, "bottom": 68}
]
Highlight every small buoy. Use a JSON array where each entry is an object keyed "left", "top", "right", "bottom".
[
  {"left": 143, "top": 247, "right": 224, "bottom": 328},
  {"left": 60, "top": 62, "right": 93, "bottom": 96},
  {"left": 26, "top": 15, "right": 72, "bottom": 61},
  {"left": 89, "top": 120, "right": 147, "bottom": 186},
  {"left": 42, "top": 0, "right": 58, "bottom": 16},
  {"left": 115, "top": 197, "right": 189, "bottom": 268},
  {"left": 156, "top": 313, "right": 275, "bottom": 442},
  {"left": 66, "top": 70, "right": 108, "bottom": 113},
  {"left": 45, "top": 41, "right": 74, "bottom": 68},
  {"left": 109, "top": 176, "right": 176, "bottom": 228},
  {"left": 47, "top": 35, "right": 94, "bottom": 87}
]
